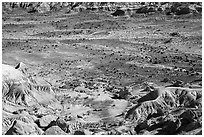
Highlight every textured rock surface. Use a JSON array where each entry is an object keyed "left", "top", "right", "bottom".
[
  {"left": 126, "top": 87, "right": 201, "bottom": 123},
  {"left": 43, "top": 126, "right": 67, "bottom": 135},
  {"left": 2, "top": 2, "right": 202, "bottom": 135},
  {"left": 2, "top": 2, "right": 202, "bottom": 15},
  {"left": 2, "top": 64, "right": 60, "bottom": 107},
  {"left": 5, "top": 120, "right": 43, "bottom": 135},
  {"left": 39, "top": 115, "right": 58, "bottom": 127},
  {"left": 2, "top": 64, "right": 35, "bottom": 105}
]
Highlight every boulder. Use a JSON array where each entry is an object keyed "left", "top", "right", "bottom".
[
  {"left": 43, "top": 126, "right": 67, "bottom": 135},
  {"left": 111, "top": 9, "right": 125, "bottom": 16},
  {"left": 136, "top": 6, "right": 149, "bottom": 14},
  {"left": 189, "top": 4, "right": 202, "bottom": 13},
  {"left": 26, "top": 3, "right": 39, "bottom": 13},
  {"left": 39, "top": 115, "right": 58, "bottom": 127},
  {"left": 163, "top": 119, "right": 181, "bottom": 134},
  {"left": 179, "top": 110, "right": 197, "bottom": 123},
  {"left": 181, "top": 121, "right": 201, "bottom": 132},
  {"left": 175, "top": 6, "right": 191, "bottom": 15},
  {"left": 36, "top": 2, "right": 51, "bottom": 13},
  {"left": 135, "top": 6, "right": 156, "bottom": 14},
  {"left": 56, "top": 117, "right": 70, "bottom": 133},
  {"left": 194, "top": 5, "right": 202, "bottom": 13}
]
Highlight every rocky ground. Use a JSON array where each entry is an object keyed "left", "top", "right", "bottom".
[{"left": 2, "top": 2, "right": 202, "bottom": 135}]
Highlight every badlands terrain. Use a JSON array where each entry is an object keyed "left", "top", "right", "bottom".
[{"left": 2, "top": 2, "right": 202, "bottom": 135}]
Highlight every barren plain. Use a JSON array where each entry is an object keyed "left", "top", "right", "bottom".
[{"left": 2, "top": 2, "right": 202, "bottom": 135}]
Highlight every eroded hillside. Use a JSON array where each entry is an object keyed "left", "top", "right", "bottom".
[{"left": 2, "top": 2, "right": 202, "bottom": 135}]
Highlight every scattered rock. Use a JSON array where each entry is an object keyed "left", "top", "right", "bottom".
[
  {"left": 169, "top": 32, "right": 180, "bottom": 37},
  {"left": 161, "top": 78, "right": 170, "bottom": 83},
  {"left": 2, "top": 2, "right": 202, "bottom": 135},
  {"left": 172, "top": 80, "right": 184, "bottom": 87},
  {"left": 164, "top": 38, "right": 172, "bottom": 44},
  {"left": 2, "top": 2, "right": 201, "bottom": 15}
]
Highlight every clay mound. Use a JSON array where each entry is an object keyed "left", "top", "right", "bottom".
[
  {"left": 126, "top": 88, "right": 173, "bottom": 122},
  {"left": 168, "top": 87, "right": 201, "bottom": 107},
  {"left": 2, "top": 110, "right": 38, "bottom": 134},
  {"left": 5, "top": 120, "right": 43, "bottom": 135},
  {"left": 2, "top": 63, "right": 59, "bottom": 106},
  {"left": 126, "top": 87, "right": 201, "bottom": 123},
  {"left": 14, "top": 62, "right": 28, "bottom": 74},
  {"left": 137, "top": 87, "right": 163, "bottom": 103},
  {"left": 2, "top": 64, "right": 34, "bottom": 105}
]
